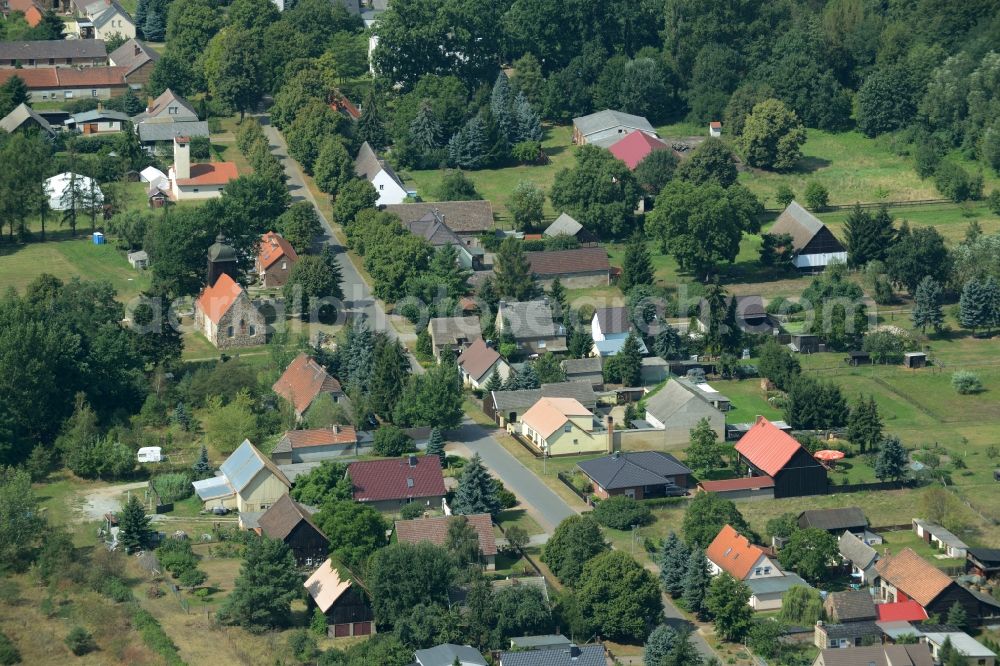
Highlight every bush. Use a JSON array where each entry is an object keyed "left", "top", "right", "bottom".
[
  {"left": 130, "top": 607, "right": 183, "bottom": 664},
  {"left": 988, "top": 190, "right": 1000, "bottom": 215},
  {"left": 804, "top": 181, "right": 829, "bottom": 211},
  {"left": 952, "top": 371, "right": 983, "bottom": 395},
  {"left": 101, "top": 577, "right": 134, "bottom": 602},
  {"left": 592, "top": 495, "right": 653, "bottom": 530},
  {"left": 287, "top": 629, "right": 317, "bottom": 663},
  {"left": 512, "top": 140, "right": 542, "bottom": 163},
  {"left": 399, "top": 503, "right": 424, "bottom": 519},
  {"left": 151, "top": 472, "right": 193, "bottom": 503},
  {"left": 493, "top": 479, "right": 518, "bottom": 509},
  {"left": 190, "top": 135, "right": 211, "bottom": 160},
  {"left": 935, "top": 161, "right": 982, "bottom": 202},
  {"left": 0, "top": 632, "right": 20, "bottom": 665},
  {"left": 765, "top": 296, "right": 803, "bottom": 315},
  {"left": 373, "top": 426, "right": 413, "bottom": 457},
  {"left": 65, "top": 627, "right": 95, "bottom": 656}
]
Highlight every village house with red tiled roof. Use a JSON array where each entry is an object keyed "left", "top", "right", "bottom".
[
  {"left": 271, "top": 425, "right": 358, "bottom": 464},
  {"left": 348, "top": 455, "right": 446, "bottom": 513},
  {"left": 395, "top": 514, "right": 498, "bottom": 569},
  {"left": 169, "top": 135, "right": 238, "bottom": 201},
  {"left": 734, "top": 416, "right": 827, "bottom": 498},
  {"left": 608, "top": 130, "right": 674, "bottom": 170},
  {"left": 705, "top": 524, "right": 783, "bottom": 581},
  {"left": 193, "top": 272, "right": 266, "bottom": 349},
  {"left": 256, "top": 231, "right": 298, "bottom": 288},
  {"left": 876, "top": 548, "right": 1000, "bottom": 625},
  {"left": 272, "top": 353, "right": 346, "bottom": 418}
]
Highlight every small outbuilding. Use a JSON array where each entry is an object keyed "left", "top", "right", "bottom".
[
  {"left": 904, "top": 352, "right": 927, "bottom": 369},
  {"left": 127, "top": 250, "right": 148, "bottom": 269}
]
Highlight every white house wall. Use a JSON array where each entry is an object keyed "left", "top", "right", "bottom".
[
  {"left": 793, "top": 252, "right": 848, "bottom": 269},
  {"left": 371, "top": 169, "right": 407, "bottom": 206}
]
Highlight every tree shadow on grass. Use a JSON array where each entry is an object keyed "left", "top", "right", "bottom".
[{"left": 792, "top": 156, "right": 833, "bottom": 174}]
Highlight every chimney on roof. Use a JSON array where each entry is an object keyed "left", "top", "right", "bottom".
[
  {"left": 134, "top": 42, "right": 141, "bottom": 56},
  {"left": 146, "top": 97, "right": 153, "bottom": 113},
  {"left": 331, "top": 424, "right": 339, "bottom": 434},
  {"left": 569, "top": 645, "right": 581, "bottom": 659},
  {"left": 606, "top": 415, "right": 614, "bottom": 454},
  {"left": 408, "top": 455, "right": 417, "bottom": 468}
]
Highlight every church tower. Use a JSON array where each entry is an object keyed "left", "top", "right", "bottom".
[{"left": 207, "top": 233, "right": 238, "bottom": 286}]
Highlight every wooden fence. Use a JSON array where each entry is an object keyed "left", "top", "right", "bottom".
[{"left": 763, "top": 198, "right": 953, "bottom": 214}]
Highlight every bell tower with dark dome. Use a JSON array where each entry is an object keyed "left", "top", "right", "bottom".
[{"left": 207, "top": 233, "right": 238, "bottom": 286}]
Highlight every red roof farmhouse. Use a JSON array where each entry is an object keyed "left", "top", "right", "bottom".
[
  {"left": 347, "top": 455, "right": 447, "bottom": 512},
  {"left": 734, "top": 416, "right": 827, "bottom": 498}
]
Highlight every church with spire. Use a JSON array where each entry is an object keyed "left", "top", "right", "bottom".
[{"left": 193, "top": 234, "right": 267, "bottom": 349}]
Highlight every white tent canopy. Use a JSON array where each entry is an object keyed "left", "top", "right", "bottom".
[
  {"left": 140, "top": 166, "right": 168, "bottom": 186},
  {"left": 45, "top": 172, "right": 104, "bottom": 211}
]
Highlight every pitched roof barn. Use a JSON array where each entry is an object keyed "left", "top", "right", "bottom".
[
  {"left": 608, "top": 130, "right": 672, "bottom": 169},
  {"left": 526, "top": 247, "right": 610, "bottom": 278},
  {"left": 384, "top": 201, "right": 494, "bottom": 234},
  {"left": 798, "top": 507, "right": 868, "bottom": 533},
  {"left": 875, "top": 548, "right": 953, "bottom": 607},
  {"left": 257, "top": 493, "right": 325, "bottom": 542},
  {"left": 734, "top": 416, "right": 827, "bottom": 498},
  {"left": 543, "top": 212, "right": 583, "bottom": 237},
  {"left": 770, "top": 201, "right": 847, "bottom": 269}
]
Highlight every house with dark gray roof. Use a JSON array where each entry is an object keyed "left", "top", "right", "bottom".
[
  {"left": 814, "top": 643, "right": 934, "bottom": 666},
  {"left": 967, "top": 547, "right": 1000, "bottom": 577},
  {"left": 824, "top": 590, "right": 877, "bottom": 624},
  {"left": 814, "top": 620, "right": 883, "bottom": 650},
  {"left": 0, "top": 39, "right": 109, "bottom": 68},
  {"left": 577, "top": 451, "right": 692, "bottom": 500},
  {"left": 132, "top": 88, "right": 208, "bottom": 143},
  {"left": 509, "top": 635, "right": 572, "bottom": 651},
  {"left": 499, "top": 644, "right": 605, "bottom": 666},
  {"left": 254, "top": 494, "right": 328, "bottom": 565},
  {"left": 572, "top": 109, "right": 657, "bottom": 147},
  {"left": 746, "top": 573, "right": 813, "bottom": 611},
  {"left": 799, "top": 507, "right": 868, "bottom": 535},
  {"left": 488, "top": 381, "right": 597, "bottom": 427},
  {"left": 543, "top": 212, "right": 582, "bottom": 238},
  {"left": 108, "top": 38, "right": 158, "bottom": 86},
  {"left": 428, "top": 315, "right": 481, "bottom": 359},
  {"left": 414, "top": 643, "right": 487, "bottom": 666},
  {"left": 0, "top": 102, "right": 54, "bottom": 135},
  {"left": 770, "top": 201, "right": 847, "bottom": 270},
  {"left": 403, "top": 210, "right": 483, "bottom": 268},
  {"left": 839, "top": 531, "right": 879, "bottom": 584},
  {"left": 384, "top": 200, "right": 494, "bottom": 236},
  {"left": 560, "top": 357, "right": 603, "bottom": 388},
  {"left": 496, "top": 299, "right": 567, "bottom": 354},
  {"left": 643, "top": 378, "right": 726, "bottom": 446},
  {"left": 354, "top": 141, "right": 407, "bottom": 206}
]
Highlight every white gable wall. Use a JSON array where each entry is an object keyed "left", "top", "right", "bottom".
[{"left": 371, "top": 169, "right": 407, "bottom": 206}]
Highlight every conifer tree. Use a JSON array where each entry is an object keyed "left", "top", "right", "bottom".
[
  {"left": 448, "top": 115, "right": 488, "bottom": 169},
  {"left": 847, "top": 395, "right": 882, "bottom": 454},
  {"left": 516, "top": 363, "right": 540, "bottom": 390},
  {"left": 620, "top": 232, "right": 653, "bottom": 291},
  {"left": 548, "top": 277, "right": 567, "bottom": 318},
  {"left": 143, "top": 9, "right": 165, "bottom": 41},
  {"left": 192, "top": 444, "right": 212, "bottom": 479},
  {"left": 654, "top": 325, "right": 686, "bottom": 360},
  {"left": 874, "top": 436, "right": 908, "bottom": 481},
  {"left": 490, "top": 71, "right": 514, "bottom": 142},
  {"left": 959, "top": 277, "right": 997, "bottom": 336},
  {"left": 344, "top": 321, "right": 375, "bottom": 392},
  {"left": 682, "top": 548, "right": 711, "bottom": 619},
  {"left": 118, "top": 494, "right": 153, "bottom": 554},
  {"left": 493, "top": 236, "right": 535, "bottom": 300},
  {"left": 484, "top": 370, "right": 503, "bottom": 393},
  {"left": 219, "top": 537, "right": 300, "bottom": 631},
  {"left": 615, "top": 332, "right": 643, "bottom": 387},
  {"left": 512, "top": 92, "right": 543, "bottom": 143},
  {"left": 567, "top": 326, "right": 595, "bottom": 359},
  {"left": 172, "top": 401, "right": 192, "bottom": 431},
  {"left": 912, "top": 276, "right": 944, "bottom": 334},
  {"left": 369, "top": 338, "right": 410, "bottom": 418},
  {"left": 409, "top": 101, "right": 442, "bottom": 155},
  {"left": 426, "top": 427, "right": 445, "bottom": 464},
  {"left": 946, "top": 601, "right": 968, "bottom": 631},
  {"left": 358, "top": 88, "right": 388, "bottom": 150},
  {"left": 452, "top": 453, "right": 501, "bottom": 517},
  {"left": 659, "top": 532, "right": 690, "bottom": 598}
]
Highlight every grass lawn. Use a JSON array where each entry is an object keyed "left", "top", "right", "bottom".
[
  {"left": 817, "top": 202, "right": 1000, "bottom": 244},
  {"left": 0, "top": 234, "right": 150, "bottom": 300},
  {"left": 401, "top": 124, "right": 576, "bottom": 220},
  {"left": 497, "top": 508, "right": 544, "bottom": 537},
  {"left": 713, "top": 379, "right": 784, "bottom": 424},
  {"left": 879, "top": 529, "right": 966, "bottom": 569}
]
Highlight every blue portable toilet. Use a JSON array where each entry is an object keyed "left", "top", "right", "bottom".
[{"left": 93, "top": 232, "right": 105, "bottom": 245}]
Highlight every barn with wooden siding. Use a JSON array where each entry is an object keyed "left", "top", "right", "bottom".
[
  {"left": 770, "top": 201, "right": 848, "bottom": 270},
  {"left": 255, "top": 494, "right": 328, "bottom": 566},
  {"left": 304, "top": 559, "right": 375, "bottom": 638},
  {"left": 734, "top": 417, "right": 828, "bottom": 498}
]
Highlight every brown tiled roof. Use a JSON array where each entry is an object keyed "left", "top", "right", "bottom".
[
  {"left": 0, "top": 66, "right": 128, "bottom": 89},
  {"left": 348, "top": 455, "right": 446, "bottom": 503},
  {"left": 383, "top": 201, "right": 494, "bottom": 233},
  {"left": 699, "top": 476, "right": 774, "bottom": 492},
  {"left": 874, "top": 548, "right": 954, "bottom": 607},
  {"left": 394, "top": 513, "right": 497, "bottom": 557},
  {"left": 825, "top": 590, "right": 877, "bottom": 623},
  {"left": 257, "top": 494, "right": 326, "bottom": 542},
  {"left": 272, "top": 353, "right": 343, "bottom": 414},
  {"left": 174, "top": 161, "right": 238, "bottom": 186},
  {"left": 526, "top": 247, "right": 610, "bottom": 277},
  {"left": 457, "top": 338, "right": 502, "bottom": 382},
  {"left": 283, "top": 426, "right": 357, "bottom": 449}
]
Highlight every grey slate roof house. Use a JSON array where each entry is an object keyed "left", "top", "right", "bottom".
[
  {"left": 838, "top": 531, "right": 879, "bottom": 583},
  {"left": 403, "top": 210, "right": 484, "bottom": 268},
  {"left": 354, "top": 140, "right": 407, "bottom": 206},
  {"left": 643, "top": 378, "right": 726, "bottom": 445},
  {"left": 457, "top": 338, "right": 510, "bottom": 389},
  {"left": 543, "top": 212, "right": 583, "bottom": 238},
  {"left": 0, "top": 39, "right": 109, "bottom": 68},
  {"left": 824, "top": 590, "right": 877, "bottom": 623},
  {"left": 572, "top": 109, "right": 657, "bottom": 147},
  {"left": 496, "top": 299, "right": 567, "bottom": 354},
  {"left": 798, "top": 507, "right": 869, "bottom": 535},
  {"left": 560, "top": 357, "right": 603, "bottom": 388},
  {"left": 428, "top": 315, "right": 482, "bottom": 359},
  {"left": 488, "top": 381, "right": 597, "bottom": 427},
  {"left": 577, "top": 451, "right": 692, "bottom": 500},
  {"left": 746, "top": 573, "right": 813, "bottom": 611},
  {"left": 414, "top": 643, "right": 488, "bottom": 666},
  {"left": 499, "top": 644, "right": 606, "bottom": 666},
  {"left": 813, "top": 643, "right": 934, "bottom": 666},
  {"left": 814, "top": 620, "right": 883, "bottom": 650},
  {"left": 0, "top": 102, "right": 54, "bottom": 135},
  {"left": 133, "top": 88, "right": 208, "bottom": 143},
  {"left": 384, "top": 200, "right": 494, "bottom": 236},
  {"left": 108, "top": 38, "right": 159, "bottom": 85},
  {"left": 770, "top": 201, "right": 847, "bottom": 270}
]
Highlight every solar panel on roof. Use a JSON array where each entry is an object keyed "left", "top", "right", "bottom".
[{"left": 221, "top": 440, "right": 265, "bottom": 492}]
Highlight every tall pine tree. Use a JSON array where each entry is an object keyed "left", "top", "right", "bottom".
[
  {"left": 846, "top": 395, "right": 882, "bottom": 454},
  {"left": 682, "top": 548, "right": 711, "bottom": 619},
  {"left": 845, "top": 204, "right": 895, "bottom": 267},
  {"left": 912, "top": 276, "right": 944, "bottom": 334},
  {"left": 344, "top": 320, "right": 375, "bottom": 393},
  {"left": 658, "top": 532, "right": 690, "bottom": 598},
  {"left": 493, "top": 236, "right": 535, "bottom": 300},
  {"left": 118, "top": 494, "right": 152, "bottom": 554},
  {"left": 452, "top": 453, "right": 501, "bottom": 517},
  {"left": 512, "top": 92, "right": 543, "bottom": 143},
  {"left": 959, "top": 277, "right": 997, "bottom": 335},
  {"left": 448, "top": 114, "right": 488, "bottom": 169},
  {"left": 620, "top": 232, "right": 653, "bottom": 291},
  {"left": 490, "top": 71, "right": 514, "bottom": 142},
  {"left": 358, "top": 88, "right": 388, "bottom": 150},
  {"left": 368, "top": 337, "right": 410, "bottom": 418},
  {"left": 409, "top": 102, "right": 442, "bottom": 155},
  {"left": 426, "top": 427, "right": 445, "bottom": 463}
]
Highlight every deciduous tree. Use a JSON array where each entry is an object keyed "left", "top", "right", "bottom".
[
  {"left": 706, "top": 574, "right": 753, "bottom": 642},
  {"left": 738, "top": 98, "right": 806, "bottom": 170},
  {"left": 550, "top": 145, "right": 640, "bottom": 238},
  {"left": 685, "top": 418, "right": 725, "bottom": 475},
  {"left": 682, "top": 492, "right": 752, "bottom": 549},
  {"left": 542, "top": 515, "right": 608, "bottom": 586},
  {"left": 576, "top": 551, "right": 662, "bottom": 643}
]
